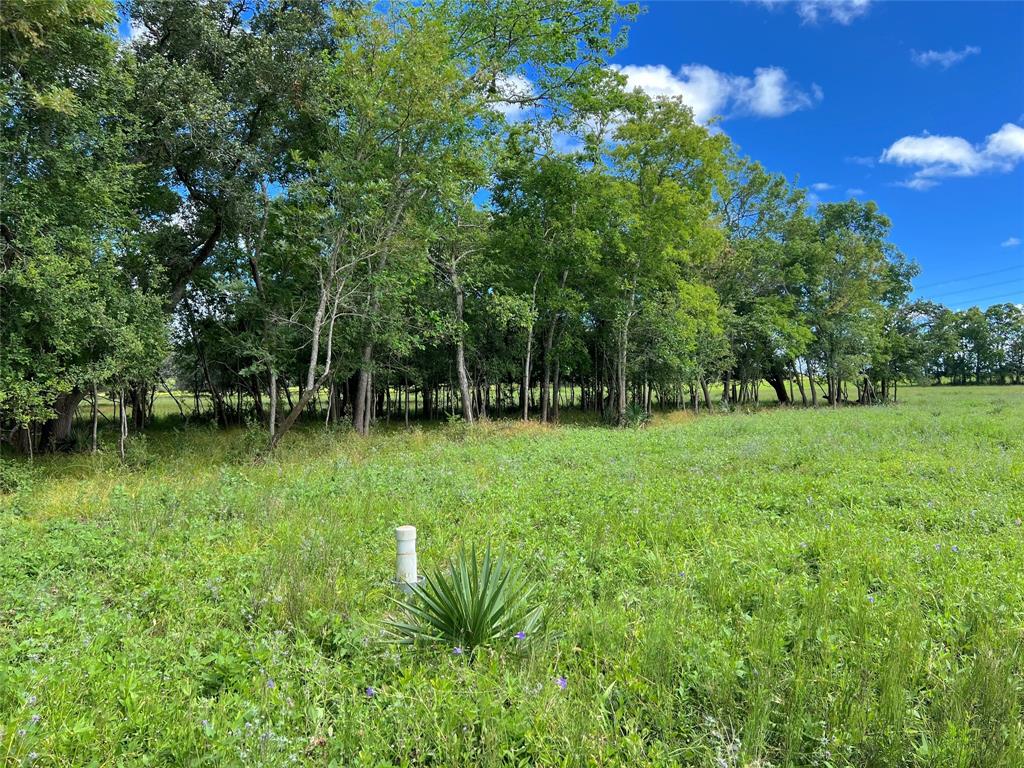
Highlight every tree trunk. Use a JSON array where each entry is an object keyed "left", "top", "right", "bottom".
[
  {"left": 91, "top": 382, "right": 99, "bottom": 453},
  {"left": 453, "top": 280, "right": 474, "bottom": 424},
  {"left": 700, "top": 378, "right": 712, "bottom": 411},
  {"left": 269, "top": 370, "right": 278, "bottom": 443},
  {"left": 540, "top": 317, "right": 556, "bottom": 423},
  {"left": 354, "top": 342, "right": 375, "bottom": 436},
  {"left": 552, "top": 360, "right": 561, "bottom": 422},
  {"left": 37, "top": 388, "right": 85, "bottom": 452},
  {"left": 795, "top": 369, "right": 807, "bottom": 406},
  {"left": 521, "top": 272, "right": 541, "bottom": 421},
  {"left": 118, "top": 387, "right": 127, "bottom": 461},
  {"left": 767, "top": 364, "right": 791, "bottom": 404}
]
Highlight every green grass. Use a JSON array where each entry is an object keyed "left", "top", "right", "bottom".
[{"left": 2, "top": 387, "right": 1022, "bottom": 766}]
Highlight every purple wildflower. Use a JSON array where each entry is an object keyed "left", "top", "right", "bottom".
[
  {"left": 17, "top": 729, "right": 26, "bottom": 737},
  {"left": 365, "top": 686, "right": 376, "bottom": 698},
  {"left": 30, "top": 714, "right": 40, "bottom": 724},
  {"left": 266, "top": 678, "right": 276, "bottom": 689},
  {"left": 951, "top": 545, "right": 959, "bottom": 553},
  {"left": 514, "top": 631, "right": 526, "bottom": 640},
  {"left": 867, "top": 595, "right": 875, "bottom": 604},
  {"left": 452, "top": 646, "right": 463, "bottom": 656},
  {"left": 26, "top": 695, "right": 36, "bottom": 706},
  {"left": 555, "top": 676, "right": 567, "bottom": 690}
]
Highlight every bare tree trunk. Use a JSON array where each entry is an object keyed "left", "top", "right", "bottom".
[
  {"left": 453, "top": 280, "right": 474, "bottom": 424},
  {"left": 268, "top": 371, "right": 278, "bottom": 443},
  {"left": 118, "top": 387, "right": 127, "bottom": 461},
  {"left": 795, "top": 368, "right": 807, "bottom": 405},
  {"left": 159, "top": 375, "right": 187, "bottom": 421},
  {"left": 354, "top": 342, "right": 374, "bottom": 436},
  {"left": 552, "top": 359, "right": 561, "bottom": 422},
  {"left": 616, "top": 321, "right": 629, "bottom": 424},
  {"left": 270, "top": 269, "right": 339, "bottom": 449},
  {"left": 519, "top": 272, "right": 541, "bottom": 421},
  {"left": 540, "top": 318, "right": 555, "bottom": 423},
  {"left": 91, "top": 382, "right": 99, "bottom": 454}
]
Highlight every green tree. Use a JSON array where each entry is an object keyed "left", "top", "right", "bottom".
[{"left": 1, "top": 0, "right": 166, "bottom": 453}]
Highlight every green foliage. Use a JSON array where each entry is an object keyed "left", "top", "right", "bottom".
[
  {"left": 385, "top": 544, "right": 542, "bottom": 650},
  {"left": 1, "top": 387, "right": 1022, "bottom": 765},
  {"left": 620, "top": 402, "right": 651, "bottom": 429},
  {"left": 0, "top": 457, "right": 34, "bottom": 495},
  {"left": 120, "top": 433, "right": 154, "bottom": 470},
  {"left": 1, "top": 0, "right": 168, "bottom": 437}
]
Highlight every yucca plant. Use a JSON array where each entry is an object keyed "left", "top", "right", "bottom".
[{"left": 385, "top": 544, "right": 542, "bottom": 650}]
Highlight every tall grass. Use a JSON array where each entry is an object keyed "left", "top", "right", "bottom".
[{"left": 1, "top": 386, "right": 1022, "bottom": 765}]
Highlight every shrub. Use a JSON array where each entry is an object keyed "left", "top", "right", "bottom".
[
  {"left": 385, "top": 544, "right": 542, "bottom": 650},
  {"left": 621, "top": 403, "right": 650, "bottom": 428}
]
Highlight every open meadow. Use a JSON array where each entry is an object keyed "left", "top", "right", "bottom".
[{"left": 1, "top": 386, "right": 1022, "bottom": 766}]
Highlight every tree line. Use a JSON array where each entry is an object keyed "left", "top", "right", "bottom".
[{"left": 2, "top": 0, "right": 1022, "bottom": 454}]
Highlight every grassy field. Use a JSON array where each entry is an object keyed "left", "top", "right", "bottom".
[{"left": 2, "top": 386, "right": 1022, "bottom": 766}]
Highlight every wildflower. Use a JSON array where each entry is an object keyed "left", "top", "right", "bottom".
[
  {"left": 30, "top": 714, "right": 40, "bottom": 724},
  {"left": 365, "top": 687, "right": 376, "bottom": 698},
  {"left": 28, "top": 753, "right": 38, "bottom": 762},
  {"left": 266, "top": 679, "right": 276, "bottom": 689},
  {"left": 867, "top": 595, "right": 875, "bottom": 604},
  {"left": 555, "top": 676, "right": 567, "bottom": 690},
  {"left": 17, "top": 729, "right": 26, "bottom": 737},
  {"left": 201, "top": 719, "right": 210, "bottom": 729},
  {"left": 514, "top": 631, "right": 526, "bottom": 640},
  {"left": 934, "top": 543, "right": 941, "bottom": 551},
  {"left": 452, "top": 647, "right": 463, "bottom": 656},
  {"left": 951, "top": 545, "right": 959, "bottom": 553}
]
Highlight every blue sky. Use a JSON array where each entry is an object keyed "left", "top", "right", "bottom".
[{"left": 612, "top": 0, "right": 1024, "bottom": 309}]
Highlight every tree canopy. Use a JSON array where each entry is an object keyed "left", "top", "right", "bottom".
[{"left": 2, "top": 0, "right": 1020, "bottom": 453}]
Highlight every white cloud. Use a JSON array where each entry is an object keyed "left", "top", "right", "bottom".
[
  {"left": 798, "top": 0, "right": 871, "bottom": 24},
  {"left": 893, "top": 178, "right": 938, "bottom": 191},
  {"left": 753, "top": 0, "right": 871, "bottom": 24},
  {"left": 911, "top": 46, "right": 980, "bottom": 69},
  {"left": 490, "top": 73, "right": 537, "bottom": 122},
  {"left": 846, "top": 187, "right": 865, "bottom": 196},
  {"left": 612, "top": 63, "right": 820, "bottom": 123},
  {"left": 552, "top": 131, "right": 585, "bottom": 155},
  {"left": 881, "top": 122, "right": 1024, "bottom": 188},
  {"left": 845, "top": 155, "right": 875, "bottom": 167},
  {"left": 882, "top": 135, "right": 982, "bottom": 176},
  {"left": 810, "top": 182, "right": 834, "bottom": 191},
  {"left": 985, "top": 122, "right": 1024, "bottom": 163},
  {"left": 119, "top": 19, "right": 151, "bottom": 44},
  {"left": 1002, "top": 237, "right": 1022, "bottom": 248}
]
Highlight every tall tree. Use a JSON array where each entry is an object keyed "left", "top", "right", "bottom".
[{"left": 1, "top": 0, "right": 166, "bottom": 452}]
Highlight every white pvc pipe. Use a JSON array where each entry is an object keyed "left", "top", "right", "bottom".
[{"left": 395, "top": 525, "right": 418, "bottom": 587}]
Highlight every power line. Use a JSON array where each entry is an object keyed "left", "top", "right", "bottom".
[
  {"left": 922, "top": 276, "right": 1024, "bottom": 301},
  {"left": 914, "top": 263, "right": 1024, "bottom": 291},
  {"left": 947, "top": 290, "right": 1024, "bottom": 309}
]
